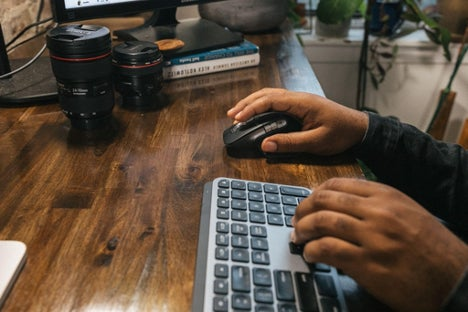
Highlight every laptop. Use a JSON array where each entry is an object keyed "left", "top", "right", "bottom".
[{"left": 0, "top": 240, "right": 26, "bottom": 308}]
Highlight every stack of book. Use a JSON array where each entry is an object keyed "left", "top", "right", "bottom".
[{"left": 162, "top": 39, "right": 260, "bottom": 80}]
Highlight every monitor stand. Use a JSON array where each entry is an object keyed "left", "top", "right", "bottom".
[
  {"left": 0, "top": 57, "right": 57, "bottom": 106},
  {"left": 0, "top": 23, "right": 57, "bottom": 107},
  {"left": 113, "top": 8, "right": 244, "bottom": 58}
]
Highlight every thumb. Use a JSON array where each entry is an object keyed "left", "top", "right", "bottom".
[{"left": 261, "top": 132, "right": 312, "bottom": 154}]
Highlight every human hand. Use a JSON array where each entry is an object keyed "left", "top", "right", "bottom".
[
  {"left": 291, "top": 177, "right": 468, "bottom": 312},
  {"left": 227, "top": 88, "right": 368, "bottom": 155}
]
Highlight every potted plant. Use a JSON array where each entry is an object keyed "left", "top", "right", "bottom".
[{"left": 315, "top": 0, "right": 365, "bottom": 38}]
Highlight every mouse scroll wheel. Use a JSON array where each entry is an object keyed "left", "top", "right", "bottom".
[
  {"left": 264, "top": 120, "right": 286, "bottom": 132},
  {"left": 231, "top": 122, "right": 247, "bottom": 133}
]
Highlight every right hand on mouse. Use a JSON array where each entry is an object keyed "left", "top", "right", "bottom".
[{"left": 227, "top": 88, "right": 369, "bottom": 156}]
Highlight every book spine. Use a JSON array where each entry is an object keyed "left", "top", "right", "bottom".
[
  {"left": 163, "top": 53, "right": 260, "bottom": 80},
  {"left": 164, "top": 42, "right": 259, "bottom": 66}
]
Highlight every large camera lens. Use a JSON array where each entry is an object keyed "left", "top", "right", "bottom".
[
  {"left": 46, "top": 24, "right": 114, "bottom": 130},
  {"left": 112, "top": 41, "right": 164, "bottom": 108}
]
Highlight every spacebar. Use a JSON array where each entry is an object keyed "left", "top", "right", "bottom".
[{"left": 295, "top": 272, "right": 319, "bottom": 312}]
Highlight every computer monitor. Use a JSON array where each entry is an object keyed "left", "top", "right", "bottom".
[{"left": 49, "top": 0, "right": 244, "bottom": 58}]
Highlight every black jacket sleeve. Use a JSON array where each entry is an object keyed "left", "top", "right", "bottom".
[
  {"left": 353, "top": 113, "right": 468, "bottom": 236},
  {"left": 353, "top": 113, "right": 468, "bottom": 311}
]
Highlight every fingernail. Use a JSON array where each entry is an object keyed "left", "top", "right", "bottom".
[
  {"left": 290, "top": 231, "right": 297, "bottom": 243},
  {"left": 263, "top": 141, "right": 278, "bottom": 153},
  {"left": 291, "top": 216, "right": 296, "bottom": 226}
]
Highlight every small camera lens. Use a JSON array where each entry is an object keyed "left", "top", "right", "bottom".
[
  {"left": 46, "top": 24, "right": 114, "bottom": 130},
  {"left": 112, "top": 41, "right": 164, "bottom": 108}
]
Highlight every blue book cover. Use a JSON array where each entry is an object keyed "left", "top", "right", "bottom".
[{"left": 163, "top": 39, "right": 259, "bottom": 66}]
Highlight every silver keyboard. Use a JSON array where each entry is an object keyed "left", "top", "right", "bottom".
[{"left": 192, "top": 177, "right": 348, "bottom": 312}]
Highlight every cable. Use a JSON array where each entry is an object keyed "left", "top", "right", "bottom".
[
  {"left": 6, "top": 17, "right": 53, "bottom": 48},
  {"left": 0, "top": 43, "right": 47, "bottom": 79},
  {"left": 7, "top": 26, "right": 52, "bottom": 52}
]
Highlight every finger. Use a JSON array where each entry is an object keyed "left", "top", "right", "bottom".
[
  {"left": 302, "top": 236, "right": 364, "bottom": 273},
  {"left": 316, "top": 178, "right": 387, "bottom": 198},
  {"left": 292, "top": 210, "right": 363, "bottom": 246},
  {"left": 294, "top": 188, "right": 368, "bottom": 222},
  {"left": 227, "top": 88, "right": 284, "bottom": 119}
]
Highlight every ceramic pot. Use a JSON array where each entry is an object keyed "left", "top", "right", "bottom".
[
  {"left": 315, "top": 18, "right": 351, "bottom": 38},
  {"left": 198, "top": 0, "right": 289, "bottom": 33}
]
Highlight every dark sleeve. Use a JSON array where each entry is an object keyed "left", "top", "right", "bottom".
[
  {"left": 442, "top": 267, "right": 468, "bottom": 312},
  {"left": 353, "top": 113, "right": 468, "bottom": 234}
]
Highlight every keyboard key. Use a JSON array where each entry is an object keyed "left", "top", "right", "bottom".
[
  {"left": 217, "top": 198, "right": 229, "bottom": 208},
  {"left": 232, "top": 249, "right": 250, "bottom": 262},
  {"left": 295, "top": 272, "right": 319, "bottom": 312},
  {"left": 289, "top": 242, "right": 304, "bottom": 255},
  {"left": 283, "top": 205, "right": 296, "bottom": 215},
  {"left": 231, "top": 210, "right": 248, "bottom": 222},
  {"left": 253, "top": 268, "right": 272, "bottom": 286},
  {"left": 217, "top": 209, "right": 229, "bottom": 220},
  {"left": 248, "top": 182, "right": 262, "bottom": 192},
  {"left": 216, "top": 234, "right": 229, "bottom": 246},
  {"left": 232, "top": 189, "right": 247, "bottom": 200},
  {"left": 213, "top": 296, "right": 228, "bottom": 312},
  {"left": 250, "top": 212, "right": 266, "bottom": 224},
  {"left": 251, "top": 237, "right": 269, "bottom": 250},
  {"left": 280, "top": 186, "right": 311, "bottom": 197},
  {"left": 250, "top": 225, "right": 267, "bottom": 237},
  {"left": 274, "top": 271, "right": 295, "bottom": 301},
  {"left": 232, "top": 293, "right": 252, "bottom": 310},
  {"left": 254, "top": 287, "right": 274, "bottom": 304},
  {"left": 282, "top": 195, "right": 298, "bottom": 206},
  {"left": 314, "top": 273, "right": 337, "bottom": 297},
  {"left": 255, "top": 305, "right": 275, "bottom": 312},
  {"left": 232, "top": 235, "right": 249, "bottom": 248},
  {"left": 266, "top": 204, "right": 282, "bottom": 214},
  {"left": 267, "top": 214, "right": 284, "bottom": 226},
  {"left": 214, "top": 279, "right": 229, "bottom": 295},
  {"left": 320, "top": 297, "right": 342, "bottom": 312},
  {"left": 232, "top": 199, "right": 247, "bottom": 210},
  {"left": 252, "top": 251, "right": 270, "bottom": 265},
  {"left": 218, "top": 179, "right": 230, "bottom": 188},
  {"left": 231, "top": 180, "right": 246, "bottom": 190},
  {"left": 218, "top": 188, "right": 230, "bottom": 197},
  {"left": 215, "top": 247, "right": 229, "bottom": 261},
  {"left": 231, "top": 223, "right": 249, "bottom": 235},
  {"left": 249, "top": 202, "right": 265, "bottom": 212},
  {"left": 215, "top": 264, "right": 229, "bottom": 278},
  {"left": 277, "top": 303, "right": 298, "bottom": 312},
  {"left": 249, "top": 191, "right": 264, "bottom": 202},
  {"left": 264, "top": 184, "right": 279, "bottom": 193},
  {"left": 314, "top": 263, "right": 332, "bottom": 272},
  {"left": 216, "top": 222, "right": 229, "bottom": 233},
  {"left": 265, "top": 194, "right": 280, "bottom": 204},
  {"left": 232, "top": 266, "right": 251, "bottom": 292}
]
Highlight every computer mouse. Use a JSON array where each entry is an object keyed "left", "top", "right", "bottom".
[{"left": 223, "top": 111, "right": 302, "bottom": 158}]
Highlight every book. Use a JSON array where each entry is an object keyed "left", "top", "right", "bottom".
[
  {"left": 163, "top": 39, "right": 259, "bottom": 66},
  {"left": 163, "top": 52, "right": 260, "bottom": 80}
]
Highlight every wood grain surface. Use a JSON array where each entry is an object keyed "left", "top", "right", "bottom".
[{"left": 0, "top": 22, "right": 362, "bottom": 311}]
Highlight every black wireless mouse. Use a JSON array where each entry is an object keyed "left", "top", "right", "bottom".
[{"left": 223, "top": 111, "right": 302, "bottom": 158}]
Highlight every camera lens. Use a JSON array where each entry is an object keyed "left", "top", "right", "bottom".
[
  {"left": 46, "top": 24, "right": 114, "bottom": 130},
  {"left": 112, "top": 41, "right": 164, "bottom": 108}
]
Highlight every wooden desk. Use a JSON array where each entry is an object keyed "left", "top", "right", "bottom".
[{"left": 0, "top": 23, "right": 362, "bottom": 311}]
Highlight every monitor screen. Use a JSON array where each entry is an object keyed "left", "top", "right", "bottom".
[{"left": 49, "top": 0, "right": 244, "bottom": 57}]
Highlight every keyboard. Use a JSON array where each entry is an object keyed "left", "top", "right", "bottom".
[{"left": 192, "top": 177, "right": 348, "bottom": 312}]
